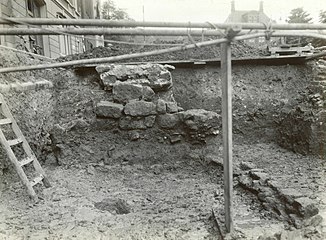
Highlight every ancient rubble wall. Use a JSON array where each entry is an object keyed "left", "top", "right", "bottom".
[
  {"left": 277, "top": 60, "right": 326, "bottom": 157},
  {"left": 94, "top": 64, "right": 220, "bottom": 144}
]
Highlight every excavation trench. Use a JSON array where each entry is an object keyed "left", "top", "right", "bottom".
[{"left": 0, "top": 47, "right": 326, "bottom": 239}]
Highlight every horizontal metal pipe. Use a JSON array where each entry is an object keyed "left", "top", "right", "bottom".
[
  {"left": 0, "top": 44, "right": 54, "bottom": 61},
  {"left": 2, "top": 17, "right": 326, "bottom": 30},
  {"left": 0, "top": 27, "right": 325, "bottom": 38},
  {"left": 0, "top": 27, "right": 227, "bottom": 36}
]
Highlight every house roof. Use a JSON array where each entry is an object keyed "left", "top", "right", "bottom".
[
  {"left": 225, "top": 1, "right": 271, "bottom": 24},
  {"left": 225, "top": 10, "right": 271, "bottom": 24}
]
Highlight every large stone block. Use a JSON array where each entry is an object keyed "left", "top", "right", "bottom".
[
  {"left": 156, "top": 99, "right": 167, "bottom": 114},
  {"left": 142, "top": 86, "right": 155, "bottom": 101},
  {"left": 96, "top": 101, "right": 124, "bottom": 118},
  {"left": 157, "top": 113, "right": 180, "bottom": 129},
  {"left": 294, "top": 197, "right": 319, "bottom": 219},
  {"left": 119, "top": 116, "right": 156, "bottom": 130},
  {"left": 166, "top": 101, "right": 178, "bottom": 113},
  {"left": 96, "top": 64, "right": 174, "bottom": 92},
  {"left": 179, "top": 109, "right": 221, "bottom": 134},
  {"left": 124, "top": 100, "right": 156, "bottom": 117},
  {"left": 144, "top": 115, "right": 156, "bottom": 128},
  {"left": 113, "top": 82, "right": 143, "bottom": 103},
  {"left": 119, "top": 116, "right": 147, "bottom": 130},
  {"left": 99, "top": 72, "right": 117, "bottom": 90}
]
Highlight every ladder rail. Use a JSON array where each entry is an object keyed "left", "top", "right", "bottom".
[
  {"left": 0, "top": 94, "right": 50, "bottom": 187},
  {"left": 0, "top": 93, "right": 51, "bottom": 199},
  {"left": 0, "top": 128, "right": 37, "bottom": 199}
]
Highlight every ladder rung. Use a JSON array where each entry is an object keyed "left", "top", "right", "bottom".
[
  {"left": 19, "top": 157, "right": 34, "bottom": 167},
  {"left": 0, "top": 118, "right": 12, "bottom": 125},
  {"left": 30, "top": 175, "right": 44, "bottom": 187},
  {"left": 7, "top": 138, "right": 23, "bottom": 146}
]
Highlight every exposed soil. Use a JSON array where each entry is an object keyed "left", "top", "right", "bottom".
[
  {"left": 58, "top": 41, "right": 267, "bottom": 63},
  {"left": 0, "top": 45, "right": 326, "bottom": 240}
]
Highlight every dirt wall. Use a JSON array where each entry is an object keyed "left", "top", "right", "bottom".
[
  {"left": 0, "top": 50, "right": 57, "bottom": 166},
  {"left": 171, "top": 64, "right": 314, "bottom": 143}
]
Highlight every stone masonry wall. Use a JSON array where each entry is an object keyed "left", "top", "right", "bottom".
[
  {"left": 95, "top": 64, "right": 220, "bottom": 144},
  {"left": 311, "top": 60, "right": 326, "bottom": 158},
  {"left": 278, "top": 60, "right": 326, "bottom": 157}
]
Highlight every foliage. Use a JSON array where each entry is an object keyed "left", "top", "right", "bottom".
[
  {"left": 286, "top": 8, "right": 312, "bottom": 46},
  {"left": 312, "top": 10, "right": 326, "bottom": 47},
  {"left": 101, "top": 0, "right": 131, "bottom": 20},
  {"left": 320, "top": 10, "right": 326, "bottom": 23},
  {"left": 287, "top": 7, "right": 312, "bottom": 23}
]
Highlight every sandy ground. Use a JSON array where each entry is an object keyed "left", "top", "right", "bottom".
[{"left": 1, "top": 136, "right": 326, "bottom": 239}]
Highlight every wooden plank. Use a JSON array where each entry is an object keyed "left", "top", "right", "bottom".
[
  {"left": 0, "top": 118, "right": 12, "bottom": 125},
  {"left": 0, "top": 129, "right": 37, "bottom": 199},
  {"left": 19, "top": 156, "right": 34, "bottom": 167},
  {"left": 220, "top": 41, "right": 233, "bottom": 233},
  {"left": 30, "top": 174, "right": 44, "bottom": 187},
  {"left": 7, "top": 138, "right": 23, "bottom": 146}
]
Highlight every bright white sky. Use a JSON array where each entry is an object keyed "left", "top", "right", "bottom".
[{"left": 113, "top": 0, "right": 326, "bottom": 23}]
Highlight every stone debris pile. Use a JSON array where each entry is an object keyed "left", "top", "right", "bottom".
[
  {"left": 95, "top": 64, "right": 220, "bottom": 143},
  {"left": 238, "top": 161, "right": 320, "bottom": 229}
]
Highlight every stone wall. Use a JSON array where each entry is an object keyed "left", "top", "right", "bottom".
[
  {"left": 277, "top": 60, "right": 326, "bottom": 158},
  {"left": 95, "top": 64, "right": 221, "bottom": 144},
  {"left": 238, "top": 161, "right": 319, "bottom": 228}
]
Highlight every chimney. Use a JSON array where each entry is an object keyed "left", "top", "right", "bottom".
[
  {"left": 231, "top": 1, "right": 235, "bottom": 13},
  {"left": 259, "top": 1, "right": 264, "bottom": 13}
]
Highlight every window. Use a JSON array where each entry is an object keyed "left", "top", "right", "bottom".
[
  {"left": 27, "top": 0, "right": 33, "bottom": 15},
  {"left": 26, "top": 0, "right": 45, "bottom": 17},
  {"left": 76, "top": 0, "right": 82, "bottom": 13}
]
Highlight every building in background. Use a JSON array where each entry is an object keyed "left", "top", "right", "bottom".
[
  {"left": 0, "top": 0, "right": 103, "bottom": 58},
  {"left": 225, "top": 1, "right": 272, "bottom": 45}
]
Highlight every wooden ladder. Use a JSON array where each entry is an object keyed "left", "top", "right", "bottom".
[{"left": 0, "top": 94, "right": 51, "bottom": 201}]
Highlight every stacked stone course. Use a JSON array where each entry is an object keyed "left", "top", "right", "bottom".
[
  {"left": 312, "top": 60, "right": 326, "bottom": 158},
  {"left": 95, "top": 64, "right": 220, "bottom": 143},
  {"left": 238, "top": 162, "right": 319, "bottom": 228},
  {"left": 278, "top": 60, "right": 326, "bottom": 157}
]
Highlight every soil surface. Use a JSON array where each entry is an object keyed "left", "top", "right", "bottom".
[
  {"left": 58, "top": 41, "right": 267, "bottom": 63},
  {"left": 0, "top": 46, "right": 326, "bottom": 240}
]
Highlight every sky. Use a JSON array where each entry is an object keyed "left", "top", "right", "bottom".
[{"left": 113, "top": 0, "right": 326, "bottom": 23}]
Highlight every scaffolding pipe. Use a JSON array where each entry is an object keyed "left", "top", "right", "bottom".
[
  {"left": 2, "top": 17, "right": 326, "bottom": 30},
  {"left": 0, "top": 27, "right": 228, "bottom": 36},
  {"left": 0, "top": 27, "right": 326, "bottom": 38},
  {"left": 0, "top": 45, "right": 54, "bottom": 61},
  {"left": 0, "top": 33, "right": 264, "bottom": 73}
]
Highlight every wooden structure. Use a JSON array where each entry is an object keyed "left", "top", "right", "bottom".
[{"left": 0, "top": 94, "right": 51, "bottom": 201}]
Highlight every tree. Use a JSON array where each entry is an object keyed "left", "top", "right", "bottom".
[
  {"left": 312, "top": 10, "right": 326, "bottom": 47},
  {"left": 101, "top": 0, "right": 131, "bottom": 20},
  {"left": 101, "top": 0, "right": 133, "bottom": 45},
  {"left": 286, "top": 8, "right": 312, "bottom": 46},
  {"left": 320, "top": 10, "right": 326, "bottom": 23},
  {"left": 287, "top": 7, "right": 312, "bottom": 23}
]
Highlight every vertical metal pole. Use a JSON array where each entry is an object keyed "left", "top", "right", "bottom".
[
  {"left": 142, "top": 5, "right": 145, "bottom": 43},
  {"left": 220, "top": 41, "right": 233, "bottom": 233}
]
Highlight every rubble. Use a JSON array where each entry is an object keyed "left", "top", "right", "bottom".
[
  {"left": 238, "top": 168, "right": 319, "bottom": 227},
  {"left": 95, "top": 63, "right": 221, "bottom": 143}
]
